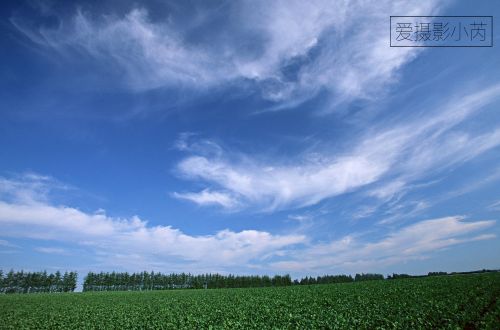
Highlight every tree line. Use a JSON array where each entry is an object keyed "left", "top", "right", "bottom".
[
  {"left": 83, "top": 271, "right": 294, "bottom": 291},
  {"left": 83, "top": 271, "right": 387, "bottom": 292},
  {"left": 0, "top": 269, "right": 391, "bottom": 294},
  {"left": 387, "top": 269, "right": 499, "bottom": 280},
  {"left": 295, "top": 274, "right": 354, "bottom": 285},
  {"left": 0, "top": 269, "right": 77, "bottom": 294},
  {"left": 13, "top": 268, "right": 492, "bottom": 294}
]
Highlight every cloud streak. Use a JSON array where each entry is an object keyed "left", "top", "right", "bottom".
[
  {"left": 0, "top": 174, "right": 305, "bottom": 271},
  {"left": 11, "top": 0, "right": 442, "bottom": 108},
  {"left": 271, "top": 216, "right": 496, "bottom": 273},
  {"left": 0, "top": 173, "right": 496, "bottom": 274},
  {"left": 174, "top": 84, "right": 500, "bottom": 212},
  {"left": 172, "top": 189, "right": 240, "bottom": 210},
  {"left": 0, "top": 174, "right": 495, "bottom": 274}
]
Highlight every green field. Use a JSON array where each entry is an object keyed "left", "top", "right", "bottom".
[{"left": 1, "top": 272, "right": 499, "bottom": 329}]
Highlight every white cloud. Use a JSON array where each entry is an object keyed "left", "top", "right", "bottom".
[
  {"left": 174, "top": 84, "right": 500, "bottom": 211},
  {"left": 0, "top": 239, "right": 18, "bottom": 248},
  {"left": 11, "top": 0, "right": 442, "bottom": 106},
  {"left": 378, "top": 200, "right": 430, "bottom": 225},
  {"left": 172, "top": 189, "right": 240, "bottom": 209},
  {"left": 0, "top": 175, "right": 305, "bottom": 271},
  {"left": 288, "top": 214, "right": 313, "bottom": 223},
  {"left": 367, "top": 180, "right": 406, "bottom": 201},
  {"left": 351, "top": 205, "right": 379, "bottom": 220},
  {"left": 271, "top": 216, "right": 496, "bottom": 273},
  {"left": 0, "top": 175, "right": 496, "bottom": 274},
  {"left": 177, "top": 153, "right": 387, "bottom": 211},
  {"left": 489, "top": 200, "right": 500, "bottom": 211},
  {"left": 0, "top": 172, "right": 69, "bottom": 204},
  {"left": 12, "top": 8, "right": 233, "bottom": 91},
  {"left": 259, "top": 0, "right": 442, "bottom": 106},
  {"left": 34, "top": 247, "right": 69, "bottom": 255}
]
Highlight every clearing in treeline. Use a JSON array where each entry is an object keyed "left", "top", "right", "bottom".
[{"left": 0, "top": 272, "right": 499, "bottom": 329}]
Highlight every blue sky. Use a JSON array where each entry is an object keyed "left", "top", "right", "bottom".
[{"left": 0, "top": 0, "right": 499, "bottom": 281}]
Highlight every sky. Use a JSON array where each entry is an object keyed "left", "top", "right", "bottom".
[{"left": 0, "top": 0, "right": 499, "bottom": 283}]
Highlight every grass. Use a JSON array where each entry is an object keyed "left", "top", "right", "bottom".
[{"left": 0, "top": 272, "right": 499, "bottom": 329}]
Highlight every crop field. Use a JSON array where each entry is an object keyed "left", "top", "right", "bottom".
[{"left": 0, "top": 272, "right": 499, "bottom": 329}]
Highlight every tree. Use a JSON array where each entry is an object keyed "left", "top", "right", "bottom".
[{"left": 354, "top": 273, "right": 384, "bottom": 281}]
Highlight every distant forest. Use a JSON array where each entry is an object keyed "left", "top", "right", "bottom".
[
  {"left": 0, "top": 268, "right": 497, "bottom": 294},
  {"left": 0, "top": 270, "right": 77, "bottom": 294},
  {"left": 83, "top": 272, "right": 395, "bottom": 291}
]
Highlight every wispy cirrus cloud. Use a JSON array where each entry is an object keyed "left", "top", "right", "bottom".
[
  {"left": 173, "top": 84, "right": 500, "bottom": 212},
  {"left": 172, "top": 189, "right": 240, "bottom": 210},
  {"left": 34, "top": 247, "right": 70, "bottom": 255},
  {"left": 0, "top": 239, "right": 18, "bottom": 249},
  {"left": 10, "top": 0, "right": 443, "bottom": 108},
  {"left": 0, "top": 174, "right": 305, "bottom": 271},
  {"left": 489, "top": 200, "right": 500, "bottom": 211},
  {"left": 0, "top": 172, "right": 70, "bottom": 204},
  {"left": 271, "top": 216, "right": 496, "bottom": 273},
  {"left": 0, "top": 174, "right": 495, "bottom": 274}
]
